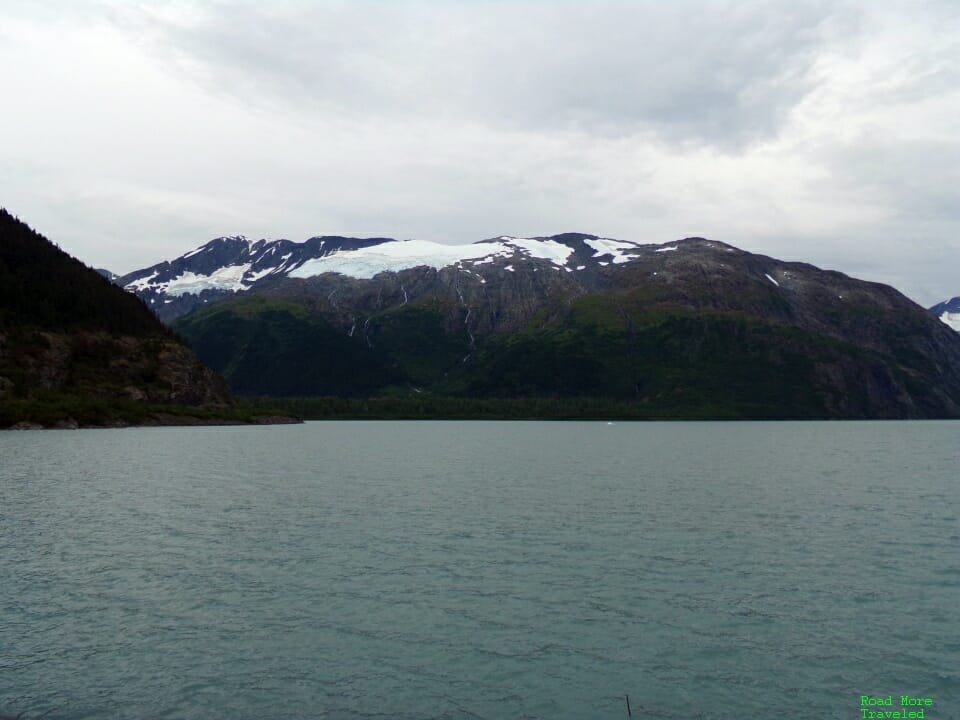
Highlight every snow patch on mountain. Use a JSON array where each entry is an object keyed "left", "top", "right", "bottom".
[
  {"left": 288, "top": 237, "right": 575, "bottom": 280},
  {"left": 246, "top": 266, "right": 280, "bottom": 283},
  {"left": 507, "top": 237, "right": 575, "bottom": 266},
  {"left": 165, "top": 265, "right": 252, "bottom": 296},
  {"left": 128, "top": 272, "right": 161, "bottom": 291},
  {"left": 290, "top": 239, "right": 495, "bottom": 279},
  {"left": 584, "top": 238, "right": 640, "bottom": 264},
  {"left": 929, "top": 297, "right": 960, "bottom": 333},
  {"left": 939, "top": 312, "right": 960, "bottom": 332}
]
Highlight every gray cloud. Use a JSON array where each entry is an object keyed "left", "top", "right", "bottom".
[
  {"left": 104, "top": 0, "right": 855, "bottom": 149},
  {"left": 1, "top": 0, "right": 958, "bottom": 306}
]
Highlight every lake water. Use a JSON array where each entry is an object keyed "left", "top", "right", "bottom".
[{"left": 1, "top": 421, "right": 958, "bottom": 720}]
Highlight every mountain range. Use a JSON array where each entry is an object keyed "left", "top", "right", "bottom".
[{"left": 114, "top": 231, "right": 960, "bottom": 419}]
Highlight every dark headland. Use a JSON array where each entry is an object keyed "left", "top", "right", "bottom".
[{"left": 0, "top": 209, "right": 299, "bottom": 429}]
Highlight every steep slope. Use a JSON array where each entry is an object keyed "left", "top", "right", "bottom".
[
  {"left": 165, "top": 233, "right": 960, "bottom": 419},
  {"left": 172, "top": 296, "right": 406, "bottom": 396},
  {"left": 930, "top": 297, "right": 960, "bottom": 332},
  {"left": 0, "top": 209, "right": 234, "bottom": 427}
]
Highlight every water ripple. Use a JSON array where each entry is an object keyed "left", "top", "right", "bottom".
[{"left": 2, "top": 421, "right": 958, "bottom": 719}]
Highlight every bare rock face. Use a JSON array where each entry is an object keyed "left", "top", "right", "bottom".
[
  {"left": 154, "top": 340, "right": 232, "bottom": 405},
  {"left": 1, "top": 330, "right": 231, "bottom": 406}
]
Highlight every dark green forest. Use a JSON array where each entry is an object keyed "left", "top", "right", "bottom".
[
  {"left": 173, "top": 291, "right": 927, "bottom": 419},
  {"left": 0, "top": 208, "right": 164, "bottom": 336},
  {"left": 0, "top": 210, "right": 255, "bottom": 428}
]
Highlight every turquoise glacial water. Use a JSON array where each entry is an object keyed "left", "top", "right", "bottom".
[{"left": 1, "top": 420, "right": 958, "bottom": 719}]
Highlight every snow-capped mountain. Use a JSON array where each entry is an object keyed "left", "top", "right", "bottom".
[
  {"left": 930, "top": 296, "right": 960, "bottom": 332},
  {"left": 118, "top": 229, "right": 960, "bottom": 418},
  {"left": 118, "top": 234, "right": 391, "bottom": 320},
  {"left": 118, "top": 232, "right": 683, "bottom": 322}
]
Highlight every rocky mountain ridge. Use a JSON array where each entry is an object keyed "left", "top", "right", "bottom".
[
  {"left": 127, "top": 230, "right": 960, "bottom": 418},
  {"left": 119, "top": 233, "right": 398, "bottom": 321},
  {"left": 118, "top": 232, "right": 696, "bottom": 322}
]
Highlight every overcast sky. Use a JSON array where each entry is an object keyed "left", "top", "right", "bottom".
[{"left": 1, "top": 0, "right": 958, "bottom": 305}]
